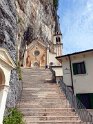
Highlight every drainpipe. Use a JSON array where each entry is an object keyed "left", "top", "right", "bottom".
[{"left": 68, "top": 55, "right": 74, "bottom": 94}]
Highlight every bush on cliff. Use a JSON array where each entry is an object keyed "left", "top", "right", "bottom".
[{"left": 53, "top": 0, "right": 59, "bottom": 10}]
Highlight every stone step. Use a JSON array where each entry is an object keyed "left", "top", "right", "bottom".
[
  {"left": 21, "top": 98, "right": 67, "bottom": 102},
  {"left": 19, "top": 103, "right": 69, "bottom": 108},
  {"left": 20, "top": 111, "right": 76, "bottom": 116},
  {"left": 19, "top": 101, "right": 67, "bottom": 104},
  {"left": 24, "top": 116, "right": 80, "bottom": 121},
  {"left": 22, "top": 73, "right": 52, "bottom": 75},
  {"left": 21, "top": 92, "right": 64, "bottom": 96},
  {"left": 18, "top": 68, "right": 83, "bottom": 124},
  {"left": 18, "top": 104, "right": 68, "bottom": 108},
  {"left": 21, "top": 92, "right": 65, "bottom": 96},
  {"left": 22, "top": 88, "right": 60, "bottom": 91},
  {"left": 21, "top": 96, "right": 66, "bottom": 99},
  {"left": 24, "top": 122, "right": 86, "bottom": 124},
  {"left": 22, "top": 78, "right": 52, "bottom": 81},
  {"left": 21, "top": 90, "right": 64, "bottom": 94},
  {"left": 23, "top": 84, "right": 57, "bottom": 87},
  {"left": 20, "top": 97, "right": 68, "bottom": 102},
  {"left": 22, "top": 86, "right": 59, "bottom": 89},
  {"left": 21, "top": 94, "right": 65, "bottom": 97},
  {"left": 22, "top": 72, "right": 52, "bottom": 74},
  {"left": 23, "top": 83, "right": 57, "bottom": 85},
  {"left": 22, "top": 72, "right": 51, "bottom": 74},
  {"left": 22, "top": 69, "right": 51, "bottom": 72},
  {"left": 19, "top": 108, "right": 74, "bottom": 112},
  {"left": 21, "top": 90, "right": 62, "bottom": 93},
  {"left": 22, "top": 69, "right": 52, "bottom": 71},
  {"left": 22, "top": 78, "right": 52, "bottom": 80},
  {"left": 24, "top": 120, "right": 82, "bottom": 123},
  {"left": 22, "top": 75, "right": 52, "bottom": 77},
  {"left": 24, "top": 122, "right": 85, "bottom": 124}
]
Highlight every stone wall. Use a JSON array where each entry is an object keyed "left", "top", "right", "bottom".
[{"left": 0, "top": 0, "right": 22, "bottom": 108}]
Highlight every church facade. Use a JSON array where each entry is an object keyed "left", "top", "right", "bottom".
[{"left": 23, "top": 32, "right": 63, "bottom": 68}]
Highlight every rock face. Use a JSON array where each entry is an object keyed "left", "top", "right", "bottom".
[
  {"left": 0, "top": 0, "right": 22, "bottom": 108},
  {"left": 0, "top": 0, "right": 16, "bottom": 61},
  {"left": 16, "top": 0, "right": 57, "bottom": 63}
]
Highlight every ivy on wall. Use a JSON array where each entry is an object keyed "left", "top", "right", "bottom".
[{"left": 53, "top": 0, "right": 59, "bottom": 10}]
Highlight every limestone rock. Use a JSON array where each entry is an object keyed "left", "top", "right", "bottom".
[
  {"left": 16, "top": 0, "right": 56, "bottom": 58},
  {"left": 0, "top": 0, "right": 21, "bottom": 108}
]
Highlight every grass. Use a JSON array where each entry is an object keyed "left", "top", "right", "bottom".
[{"left": 3, "top": 108, "right": 24, "bottom": 124}]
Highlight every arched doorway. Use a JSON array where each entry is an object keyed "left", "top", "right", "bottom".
[{"left": 33, "top": 61, "right": 40, "bottom": 68}]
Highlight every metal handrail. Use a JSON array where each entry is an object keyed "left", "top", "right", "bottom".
[{"left": 59, "top": 79, "right": 93, "bottom": 123}]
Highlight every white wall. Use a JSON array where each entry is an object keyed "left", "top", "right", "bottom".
[
  {"left": 0, "top": 90, "right": 3, "bottom": 107},
  {"left": 49, "top": 52, "right": 61, "bottom": 66},
  {"left": 52, "top": 67, "right": 63, "bottom": 77},
  {"left": 63, "top": 57, "right": 72, "bottom": 86},
  {"left": 62, "top": 52, "right": 93, "bottom": 95}
]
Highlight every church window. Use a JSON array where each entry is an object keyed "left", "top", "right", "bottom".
[{"left": 34, "top": 50, "right": 40, "bottom": 56}]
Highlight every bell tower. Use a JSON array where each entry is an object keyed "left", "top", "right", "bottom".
[
  {"left": 53, "top": 31, "right": 63, "bottom": 57},
  {"left": 53, "top": 15, "right": 63, "bottom": 57}
]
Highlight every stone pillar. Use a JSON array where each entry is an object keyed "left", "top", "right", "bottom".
[
  {"left": 47, "top": 45, "right": 49, "bottom": 68},
  {"left": 23, "top": 45, "right": 27, "bottom": 68},
  {"left": 17, "top": 45, "right": 20, "bottom": 62},
  {"left": 0, "top": 85, "right": 9, "bottom": 124}
]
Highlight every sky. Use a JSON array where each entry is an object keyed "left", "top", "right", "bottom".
[{"left": 58, "top": 0, "right": 93, "bottom": 54}]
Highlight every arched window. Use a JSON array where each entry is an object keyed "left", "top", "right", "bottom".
[{"left": 56, "top": 36, "right": 60, "bottom": 43}]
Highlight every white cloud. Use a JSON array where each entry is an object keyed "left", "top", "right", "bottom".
[
  {"left": 87, "top": 0, "right": 93, "bottom": 11},
  {"left": 59, "top": 0, "right": 93, "bottom": 54}
]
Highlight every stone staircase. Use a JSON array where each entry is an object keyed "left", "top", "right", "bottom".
[{"left": 18, "top": 68, "right": 84, "bottom": 124}]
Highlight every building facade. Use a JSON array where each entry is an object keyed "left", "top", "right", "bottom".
[
  {"left": 23, "top": 32, "right": 63, "bottom": 69},
  {"left": 56, "top": 49, "right": 93, "bottom": 109}
]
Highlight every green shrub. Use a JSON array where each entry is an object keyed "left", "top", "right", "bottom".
[
  {"left": 3, "top": 108, "right": 24, "bottom": 124},
  {"left": 17, "top": 62, "right": 22, "bottom": 80}
]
